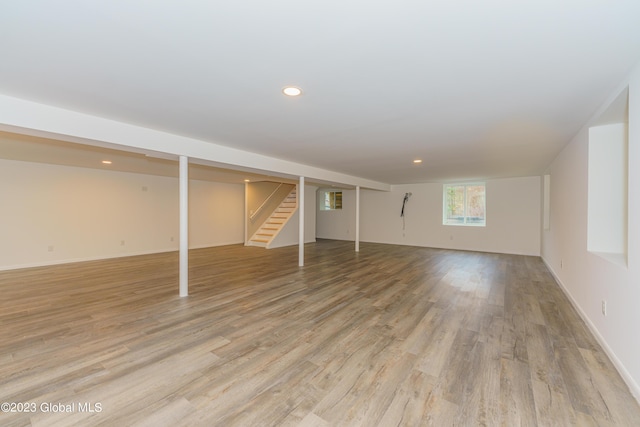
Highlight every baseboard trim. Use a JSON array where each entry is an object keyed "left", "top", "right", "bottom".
[
  {"left": 0, "top": 241, "right": 245, "bottom": 271},
  {"left": 541, "top": 256, "right": 640, "bottom": 404}
]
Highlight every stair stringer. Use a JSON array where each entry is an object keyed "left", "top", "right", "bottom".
[
  {"left": 247, "top": 188, "right": 297, "bottom": 248},
  {"left": 267, "top": 208, "right": 300, "bottom": 249}
]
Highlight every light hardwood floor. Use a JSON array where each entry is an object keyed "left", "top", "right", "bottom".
[{"left": 1, "top": 240, "right": 639, "bottom": 426}]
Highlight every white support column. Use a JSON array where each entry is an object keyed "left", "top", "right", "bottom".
[
  {"left": 244, "top": 181, "right": 249, "bottom": 245},
  {"left": 298, "top": 176, "right": 305, "bottom": 267},
  {"left": 179, "top": 155, "right": 189, "bottom": 297},
  {"left": 355, "top": 185, "right": 360, "bottom": 252}
]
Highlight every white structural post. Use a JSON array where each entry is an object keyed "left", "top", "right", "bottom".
[
  {"left": 355, "top": 185, "right": 360, "bottom": 252},
  {"left": 298, "top": 176, "right": 305, "bottom": 267},
  {"left": 179, "top": 155, "right": 189, "bottom": 297},
  {"left": 244, "top": 181, "right": 249, "bottom": 245}
]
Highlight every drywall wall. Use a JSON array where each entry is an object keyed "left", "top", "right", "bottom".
[
  {"left": 542, "top": 62, "right": 640, "bottom": 399},
  {"left": 189, "top": 178, "right": 245, "bottom": 249},
  {"left": 0, "top": 159, "right": 244, "bottom": 270},
  {"left": 317, "top": 176, "right": 541, "bottom": 256},
  {"left": 315, "top": 188, "right": 356, "bottom": 241}
]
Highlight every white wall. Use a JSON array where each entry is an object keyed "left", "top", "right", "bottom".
[
  {"left": 542, "top": 62, "right": 640, "bottom": 399},
  {"left": 189, "top": 178, "right": 245, "bottom": 249},
  {"left": 316, "top": 188, "right": 357, "bottom": 241},
  {"left": 0, "top": 159, "right": 244, "bottom": 270},
  {"left": 317, "top": 176, "right": 541, "bottom": 256}
]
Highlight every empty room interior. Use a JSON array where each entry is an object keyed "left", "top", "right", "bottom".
[{"left": 2, "top": 2, "right": 640, "bottom": 426}]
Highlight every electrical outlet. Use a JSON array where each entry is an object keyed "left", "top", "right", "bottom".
[
  {"left": 602, "top": 300, "right": 607, "bottom": 316},
  {"left": 170, "top": 236, "right": 174, "bottom": 242},
  {"left": 48, "top": 245, "right": 54, "bottom": 252},
  {"left": 120, "top": 240, "right": 125, "bottom": 246},
  {"left": 560, "top": 259, "right": 563, "bottom": 269}
]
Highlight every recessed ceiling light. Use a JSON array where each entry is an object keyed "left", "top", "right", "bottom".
[
  {"left": 244, "top": 179, "right": 251, "bottom": 182},
  {"left": 282, "top": 86, "right": 302, "bottom": 97},
  {"left": 102, "top": 160, "right": 112, "bottom": 165},
  {"left": 413, "top": 159, "right": 423, "bottom": 164}
]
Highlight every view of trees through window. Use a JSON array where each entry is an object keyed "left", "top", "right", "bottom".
[
  {"left": 321, "top": 191, "right": 342, "bottom": 210},
  {"left": 443, "top": 183, "right": 486, "bottom": 226}
]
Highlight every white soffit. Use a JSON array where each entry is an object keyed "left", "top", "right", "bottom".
[{"left": 0, "top": 1, "right": 639, "bottom": 184}]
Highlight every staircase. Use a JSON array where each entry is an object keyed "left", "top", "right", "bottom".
[{"left": 248, "top": 188, "right": 297, "bottom": 248}]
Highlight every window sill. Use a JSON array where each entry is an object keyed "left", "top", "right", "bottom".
[{"left": 589, "top": 251, "right": 627, "bottom": 268}]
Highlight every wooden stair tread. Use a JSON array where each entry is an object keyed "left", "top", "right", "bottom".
[{"left": 249, "top": 186, "right": 298, "bottom": 248}]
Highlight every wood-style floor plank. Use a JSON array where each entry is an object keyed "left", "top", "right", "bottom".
[{"left": 1, "top": 240, "right": 639, "bottom": 426}]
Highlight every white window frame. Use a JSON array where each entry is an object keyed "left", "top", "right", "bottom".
[
  {"left": 442, "top": 183, "right": 486, "bottom": 226},
  {"left": 320, "top": 190, "right": 342, "bottom": 211}
]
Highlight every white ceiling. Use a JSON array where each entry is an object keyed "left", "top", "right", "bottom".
[{"left": 1, "top": 1, "right": 639, "bottom": 185}]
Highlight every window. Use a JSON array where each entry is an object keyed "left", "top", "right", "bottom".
[
  {"left": 443, "top": 183, "right": 485, "bottom": 226},
  {"left": 543, "top": 174, "right": 550, "bottom": 230},
  {"left": 321, "top": 191, "right": 342, "bottom": 210},
  {"left": 586, "top": 88, "right": 628, "bottom": 267}
]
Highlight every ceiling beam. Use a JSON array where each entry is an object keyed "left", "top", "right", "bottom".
[{"left": 0, "top": 94, "right": 391, "bottom": 191}]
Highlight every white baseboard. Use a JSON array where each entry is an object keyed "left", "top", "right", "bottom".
[
  {"left": 0, "top": 248, "right": 175, "bottom": 271},
  {"left": 541, "top": 256, "right": 640, "bottom": 404},
  {"left": 0, "top": 241, "right": 245, "bottom": 271}
]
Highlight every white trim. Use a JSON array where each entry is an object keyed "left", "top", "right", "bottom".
[
  {"left": 298, "top": 177, "right": 305, "bottom": 266},
  {"left": 0, "top": 241, "right": 245, "bottom": 272},
  {"left": 541, "top": 256, "right": 640, "bottom": 404},
  {"left": 179, "top": 155, "right": 189, "bottom": 297},
  {"left": 244, "top": 182, "right": 249, "bottom": 245},
  {"left": 355, "top": 185, "right": 360, "bottom": 252},
  {"left": 442, "top": 182, "right": 486, "bottom": 226},
  {"left": 0, "top": 94, "right": 390, "bottom": 191}
]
